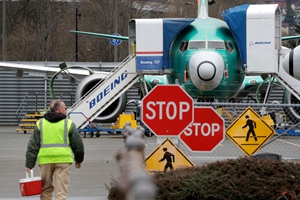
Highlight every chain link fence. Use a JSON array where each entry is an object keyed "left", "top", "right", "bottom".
[{"left": 176, "top": 102, "right": 300, "bottom": 166}]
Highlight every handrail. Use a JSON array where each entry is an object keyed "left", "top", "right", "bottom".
[
  {"left": 68, "top": 54, "right": 135, "bottom": 111},
  {"left": 16, "top": 92, "right": 38, "bottom": 123},
  {"left": 16, "top": 91, "right": 75, "bottom": 124},
  {"left": 16, "top": 93, "right": 29, "bottom": 123}
]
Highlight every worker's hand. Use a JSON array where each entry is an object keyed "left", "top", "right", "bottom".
[
  {"left": 25, "top": 168, "right": 31, "bottom": 174},
  {"left": 75, "top": 162, "right": 81, "bottom": 169}
]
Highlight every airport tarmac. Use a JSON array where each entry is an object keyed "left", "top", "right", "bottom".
[
  {"left": 0, "top": 126, "right": 158, "bottom": 199},
  {"left": 5, "top": 124, "right": 300, "bottom": 200}
]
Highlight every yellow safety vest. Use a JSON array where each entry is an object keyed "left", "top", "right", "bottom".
[{"left": 37, "top": 118, "right": 73, "bottom": 165}]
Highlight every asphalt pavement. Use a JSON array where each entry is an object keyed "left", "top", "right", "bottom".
[
  {"left": 0, "top": 126, "right": 159, "bottom": 199},
  {"left": 3, "top": 124, "right": 300, "bottom": 199}
]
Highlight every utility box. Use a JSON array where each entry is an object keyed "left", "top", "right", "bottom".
[
  {"left": 246, "top": 4, "right": 281, "bottom": 74},
  {"left": 251, "top": 152, "right": 282, "bottom": 161}
]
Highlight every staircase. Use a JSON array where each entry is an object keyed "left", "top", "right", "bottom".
[
  {"left": 17, "top": 112, "right": 43, "bottom": 134},
  {"left": 274, "top": 73, "right": 300, "bottom": 101},
  {"left": 68, "top": 54, "right": 142, "bottom": 129}
]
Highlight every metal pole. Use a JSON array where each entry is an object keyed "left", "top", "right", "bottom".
[
  {"left": 44, "top": 76, "right": 47, "bottom": 109},
  {"left": 35, "top": 92, "right": 38, "bottom": 112},
  {"left": 26, "top": 93, "right": 28, "bottom": 114},
  {"left": 76, "top": 8, "right": 78, "bottom": 62},
  {"left": 70, "top": 92, "right": 73, "bottom": 106},
  {"left": 114, "top": 0, "right": 118, "bottom": 62},
  {"left": 3, "top": 0, "right": 6, "bottom": 61}
]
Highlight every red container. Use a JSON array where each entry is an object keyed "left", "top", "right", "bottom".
[{"left": 19, "top": 170, "right": 42, "bottom": 196}]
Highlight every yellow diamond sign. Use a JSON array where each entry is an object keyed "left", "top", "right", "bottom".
[
  {"left": 226, "top": 107, "right": 275, "bottom": 156},
  {"left": 145, "top": 138, "right": 195, "bottom": 172}
]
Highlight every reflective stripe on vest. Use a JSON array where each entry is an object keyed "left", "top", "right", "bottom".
[{"left": 40, "top": 118, "right": 70, "bottom": 148}]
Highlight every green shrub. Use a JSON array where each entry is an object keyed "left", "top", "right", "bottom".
[{"left": 107, "top": 157, "right": 300, "bottom": 200}]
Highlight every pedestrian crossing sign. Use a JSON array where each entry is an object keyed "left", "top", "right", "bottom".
[
  {"left": 145, "top": 138, "right": 195, "bottom": 172},
  {"left": 226, "top": 107, "right": 275, "bottom": 156}
]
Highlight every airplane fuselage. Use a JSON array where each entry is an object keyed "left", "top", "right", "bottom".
[{"left": 169, "top": 17, "right": 245, "bottom": 101}]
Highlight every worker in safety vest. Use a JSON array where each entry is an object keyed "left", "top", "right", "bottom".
[{"left": 25, "top": 99, "right": 84, "bottom": 200}]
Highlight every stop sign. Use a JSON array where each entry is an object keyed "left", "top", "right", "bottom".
[
  {"left": 179, "top": 107, "right": 224, "bottom": 152},
  {"left": 141, "top": 85, "right": 194, "bottom": 136}
]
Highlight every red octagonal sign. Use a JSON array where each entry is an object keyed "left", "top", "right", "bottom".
[
  {"left": 179, "top": 107, "right": 225, "bottom": 152},
  {"left": 141, "top": 85, "right": 194, "bottom": 136}
]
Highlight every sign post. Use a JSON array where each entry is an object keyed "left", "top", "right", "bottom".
[{"left": 179, "top": 107, "right": 225, "bottom": 152}]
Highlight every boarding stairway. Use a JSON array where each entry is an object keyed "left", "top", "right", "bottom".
[
  {"left": 67, "top": 54, "right": 142, "bottom": 129},
  {"left": 16, "top": 92, "right": 45, "bottom": 133},
  {"left": 17, "top": 112, "right": 43, "bottom": 133},
  {"left": 274, "top": 73, "right": 300, "bottom": 102}
]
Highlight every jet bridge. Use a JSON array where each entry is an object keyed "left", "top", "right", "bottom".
[
  {"left": 67, "top": 55, "right": 142, "bottom": 129},
  {"left": 128, "top": 18, "right": 194, "bottom": 73},
  {"left": 223, "top": 4, "right": 300, "bottom": 101}
]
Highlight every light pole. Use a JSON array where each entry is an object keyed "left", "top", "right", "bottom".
[
  {"left": 75, "top": 8, "right": 81, "bottom": 62},
  {"left": 114, "top": 0, "right": 118, "bottom": 62},
  {"left": 3, "top": 0, "right": 6, "bottom": 61}
]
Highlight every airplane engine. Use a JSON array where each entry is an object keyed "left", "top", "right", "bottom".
[
  {"left": 75, "top": 73, "right": 127, "bottom": 123},
  {"left": 283, "top": 89, "right": 300, "bottom": 123},
  {"left": 282, "top": 45, "right": 300, "bottom": 80}
]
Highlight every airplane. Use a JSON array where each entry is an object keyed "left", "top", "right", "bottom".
[
  {"left": 70, "top": 2, "right": 300, "bottom": 104},
  {"left": 71, "top": 0, "right": 245, "bottom": 102},
  {"left": 0, "top": 0, "right": 300, "bottom": 125}
]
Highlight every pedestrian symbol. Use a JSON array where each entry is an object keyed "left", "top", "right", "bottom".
[
  {"left": 159, "top": 147, "right": 175, "bottom": 172},
  {"left": 242, "top": 115, "right": 257, "bottom": 142},
  {"left": 226, "top": 107, "right": 275, "bottom": 156},
  {"left": 145, "top": 138, "right": 194, "bottom": 172}
]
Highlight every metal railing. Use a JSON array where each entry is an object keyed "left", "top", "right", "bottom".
[
  {"left": 16, "top": 92, "right": 75, "bottom": 123},
  {"left": 16, "top": 92, "right": 39, "bottom": 123},
  {"left": 176, "top": 102, "right": 300, "bottom": 166}
]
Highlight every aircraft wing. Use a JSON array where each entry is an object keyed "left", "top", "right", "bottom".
[
  {"left": 71, "top": 31, "right": 300, "bottom": 42},
  {"left": 0, "top": 62, "right": 108, "bottom": 78},
  {"left": 70, "top": 30, "right": 129, "bottom": 41},
  {"left": 282, "top": 35, "right": 300, "bottom": 41}
]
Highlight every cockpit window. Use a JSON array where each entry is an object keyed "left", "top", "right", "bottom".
[
  {"left": 179, "top": 41, "right": 188, "bottom": 52},
  {"left": 208, "top": 41, "right": 225, "bottom": 50},
  {"left": 225, "top": 41, "right": 234, "bottom": 53},
  {"left": 188, "top": 41, "right": 205, "bottom": 50},
  {"left": 179, "top": 40, "right": 232, "bottom": 52}
]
